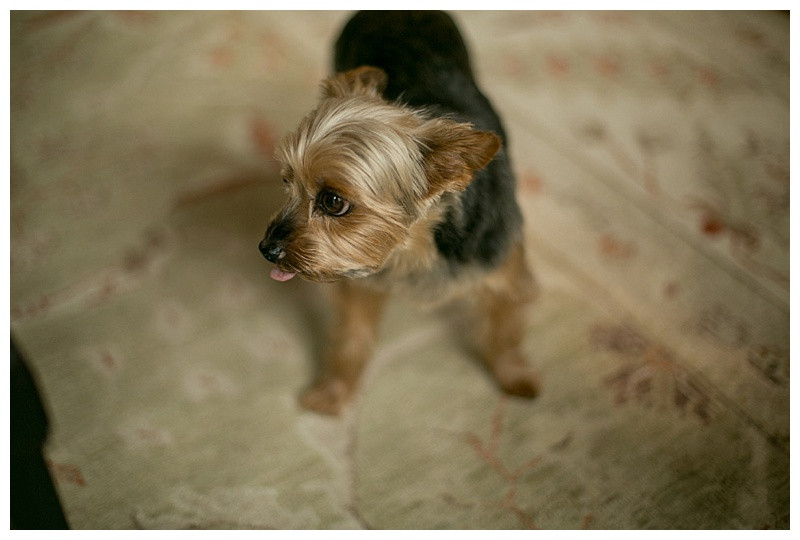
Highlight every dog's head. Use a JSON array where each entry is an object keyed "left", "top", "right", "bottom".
[{"left": 259, "top": 67, "right": 500, "bottom": 282}]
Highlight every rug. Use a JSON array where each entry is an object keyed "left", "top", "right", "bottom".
[{"left": 10, "top": 10, "right": 789, "bottom": 529}]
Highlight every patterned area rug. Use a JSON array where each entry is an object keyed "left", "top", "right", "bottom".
[{"left": 10, "top": 11, "right": 788, "bottom": 529}]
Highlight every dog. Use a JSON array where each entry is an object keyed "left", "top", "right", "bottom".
[{"left": 259, "top": 11, "right": 539, "bottom": 415}]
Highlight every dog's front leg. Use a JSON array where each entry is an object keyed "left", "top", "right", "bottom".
[
  {"left": 300, "top": 280, "right": 387, "bottom": 415},
  {"left": 476, "top": 242, "right": 541, "bottom": 398}
]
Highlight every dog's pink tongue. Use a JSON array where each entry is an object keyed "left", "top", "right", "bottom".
[{"left": 270, "top": 268, "right": 296, "bottom": 282}]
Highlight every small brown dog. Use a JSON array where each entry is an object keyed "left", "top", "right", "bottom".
[{"left": 259, "top": 11, "right": 539, "bottom": 415}]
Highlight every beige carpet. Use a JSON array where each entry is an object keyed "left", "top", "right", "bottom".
[{"left": 10, "top": 10, "right": 789, "bottom": 529}]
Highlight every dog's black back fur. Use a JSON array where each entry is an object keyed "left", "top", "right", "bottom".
[{"left": 334, "top": 11, "right": 522, "bottom": 272}]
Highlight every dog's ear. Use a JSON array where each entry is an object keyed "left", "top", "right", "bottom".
[
  {"left": 418, "top": 119, "right": 501, "bottom": 198},
  {"left": 321, "top": 66, "right": 388, "bottom": 98}
]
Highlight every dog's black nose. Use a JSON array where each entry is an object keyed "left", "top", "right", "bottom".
[
  {"left": 260, "top": 218, "right": 292, "bottom": 263},
  {"left": 259, "top": 238, "right": 285, "bottom": 263}
]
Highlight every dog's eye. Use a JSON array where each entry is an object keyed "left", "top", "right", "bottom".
[{"left": 317, "top": 190, "right": 351, "bottom": 216}]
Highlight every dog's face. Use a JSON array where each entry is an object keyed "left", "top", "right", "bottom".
[{"left": 259, "top": 67, "right": 501, "bottom": 282}]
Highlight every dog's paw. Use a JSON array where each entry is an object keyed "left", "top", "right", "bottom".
[
  {"left": 299, "top": 377, "right": 352, "bottom": 416},
  {"left": 491, "top": 354, "right": 541, "bottom": 399}
]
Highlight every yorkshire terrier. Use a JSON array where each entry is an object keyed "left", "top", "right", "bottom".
[{"left": 259, "top": 11, "right": 539, "bottom": 415}]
